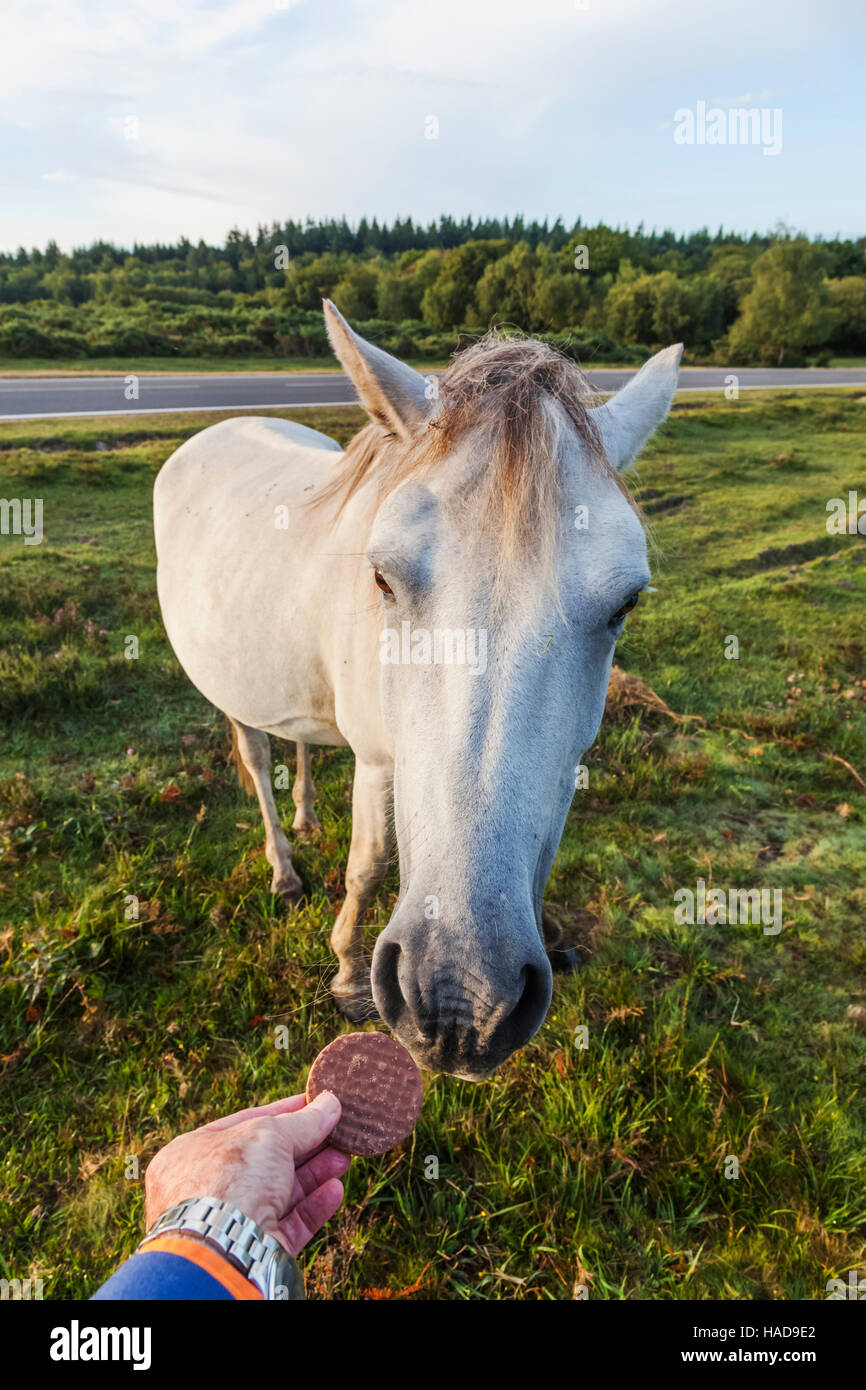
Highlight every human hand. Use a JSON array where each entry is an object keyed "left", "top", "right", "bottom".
[{"left": 144, "top": 1092, "right": 348, "bottom": 1255}]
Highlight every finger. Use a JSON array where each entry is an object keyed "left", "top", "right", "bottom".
[
  {"left": 277, "top": 1177, "right": 346, "bottom": 1255},
  {"left": 290, "top": 1146, "right": 351, "bottom": 1206},
  {"left": 272, "top": 1090, "right": 342, "bottom": 1158},
  {"left": 203, "top": 1094, "right": 306, "bottom": 1132}
]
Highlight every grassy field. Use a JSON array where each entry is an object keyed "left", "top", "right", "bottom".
[
  {"left": 0, "top": 356, "right": 411, "bottom": 377},
  {"left": 1, "top": 355, "right": 865, "bottom": 377},
  {"left": 1, "top": 390, "right": 865, "bottom": 1301}
]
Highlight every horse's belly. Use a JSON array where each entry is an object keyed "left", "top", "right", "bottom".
[
  {"left": 260, "top": 716, "right": 348, "bottom": 747},
  {"left": 154, "top": 422, "right": 344, "bottom": 735},
  {"left": 157, "top": 548, "right": 339, "bottom": 733}
]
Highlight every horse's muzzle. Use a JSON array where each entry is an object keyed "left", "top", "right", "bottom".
[{"left": 370, "top": 915, "right": 553, "bottom": 1080}]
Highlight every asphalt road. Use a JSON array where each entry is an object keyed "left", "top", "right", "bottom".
[{"left": 1, "top": 366, "right": 864, "bottom": 422}]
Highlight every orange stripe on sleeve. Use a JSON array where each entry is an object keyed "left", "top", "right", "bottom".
[{"left": 140, "top": 1234, "right": 264, "bottom": 1300}]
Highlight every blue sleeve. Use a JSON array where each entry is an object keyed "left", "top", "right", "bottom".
[{"left": 91, "top": 1250, "right": 238, "bottom": 1300}]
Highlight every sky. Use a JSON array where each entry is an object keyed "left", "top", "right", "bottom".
[{"left": 2, "top": 0, "right": 864, "bottom": 253}]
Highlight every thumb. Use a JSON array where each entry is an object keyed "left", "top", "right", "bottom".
[{"left": 275, "top": 1091, "right": 342, "bottom": 1159}]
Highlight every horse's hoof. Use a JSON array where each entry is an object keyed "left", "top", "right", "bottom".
[
  {"left": 292, "top": 817, "right": 321, "bottom": 843},
  {"left": 274, "top": 878, "right": 304, "bottom": 908},
  {"left": 331, "top": 988, "right": 380, "bottom": 1023},
  {"left": 548, "top": 945, "right": 582, "bottom": 975}
]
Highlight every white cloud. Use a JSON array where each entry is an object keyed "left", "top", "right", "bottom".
[{"left": 0, "top": 0, "right": 861, "bottom": 248}]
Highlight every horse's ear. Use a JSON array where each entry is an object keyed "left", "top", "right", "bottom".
[
  {"left": 323, "top": 298, "right": 431, "bottom": 438},
  {"left": 591, "top": 344, "right": 683, "bottom": 472}
]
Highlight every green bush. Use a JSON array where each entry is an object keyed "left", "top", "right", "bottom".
[{"left": 0, "top": 225, "right": 861, "bottom": 363}]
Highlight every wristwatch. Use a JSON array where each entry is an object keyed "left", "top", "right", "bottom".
[{"left": 139, "top": 1196, "right": 305, "bottom": 1300}]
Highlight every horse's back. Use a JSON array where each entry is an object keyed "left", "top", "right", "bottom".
[
  {"left": 155, "top": 414, "right": 340, "bottom": 504},
  {"left": 154, "top": 413, "right": 343, "bottom": 561},
  {"left": 249, "top": 415, "right": 343, "bottom": 453}
]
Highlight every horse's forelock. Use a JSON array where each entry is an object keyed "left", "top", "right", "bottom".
[{"left": 310, "top": 333, "right": 634, "bottom": 608}]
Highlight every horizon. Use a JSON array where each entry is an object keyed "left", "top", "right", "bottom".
[{"left": 2, "top": 214, "right": 861, "bottom": 261}]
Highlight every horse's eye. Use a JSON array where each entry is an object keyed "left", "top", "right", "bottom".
[
  {"left": 374, "top": 570, "right": 393, "bottom": 595},
  {"left": 610, "top": 591, "right": 640, "bottom": 625}
]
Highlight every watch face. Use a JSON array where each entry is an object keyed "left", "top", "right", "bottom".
[{"left": 264, "top": 1251, "right": 305, "bottom": 1301}]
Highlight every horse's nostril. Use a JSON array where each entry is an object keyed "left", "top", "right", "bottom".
[
  {"left": 372, "top": 939, "right": 407, "bottom": 1030},
  {"left": 489, "top": 958, "right": 551, "bottom": 1057}
]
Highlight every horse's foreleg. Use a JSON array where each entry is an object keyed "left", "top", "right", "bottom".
[
  {"left": 330, "top": 760, "right": 394, "bottom": 1021},
  {"left": 230, "top": 718, "right": 304, "bottom": 906},
  {"left": 291, "top": 741, "right": 321, "bottom": 839}
]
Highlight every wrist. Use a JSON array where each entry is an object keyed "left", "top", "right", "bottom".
[
  {"left": 139, "top": 1232, "right": 266, "bottom": 1300},
  {"left": 139, "top": 1196, "right": 305, "bottom": 1301}
]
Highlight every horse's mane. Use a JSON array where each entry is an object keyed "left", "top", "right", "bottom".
[{"left": 310, "top": 333, "right": 628, "bottom": 607}]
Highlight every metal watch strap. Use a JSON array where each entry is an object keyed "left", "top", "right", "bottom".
[{"left": 139, "top": 1196, "right": 305, "bottom": 1300}]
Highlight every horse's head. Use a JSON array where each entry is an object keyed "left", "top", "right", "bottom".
[{"left": 324, "top": 300, "right": 681, "bottom": 1080}]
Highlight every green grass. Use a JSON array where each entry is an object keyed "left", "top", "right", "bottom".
[
  {"left": 1, "top": 391, "right": 865, "bottom": 1300},
  {"left": 0, "top": 356, "right": 449, "bottom": 377},
  {"left": 0, "top": 356, "right": 345, "bottom": 376},
  {"left": 3, "top": 356, "right": 864, "bottom": 377}
]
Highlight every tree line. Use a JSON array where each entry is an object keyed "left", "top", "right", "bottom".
[{"left": 1, "top": 217, "right": 864, "bottom": 364}]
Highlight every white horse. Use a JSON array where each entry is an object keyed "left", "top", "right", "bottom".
[{"left": 154, "top": 302, "right": 681, "bottom": 1080}]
